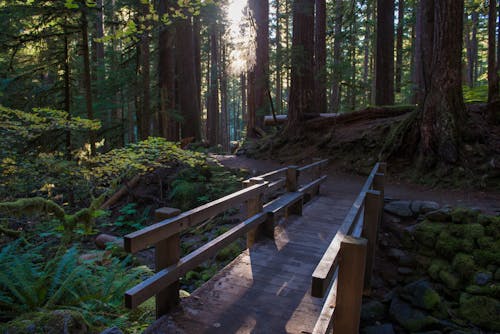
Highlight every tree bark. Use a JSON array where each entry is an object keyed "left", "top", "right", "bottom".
[
  {"left": 139, "top": 2, "right": 151, "bottom": 140},
  {"left": 314, "top": 0, "right": 327, "bottom": 114},
  {"left": 488, "top": 0, "right": 499, "bottom": 105},
  {"left": 276, "top": 0, "right": 282, "bottom": 115},
  {"left": 375, "top": 0, "right": 395, "bottom": 105},
  {"left": 220, "top": 36, "right": 229, "bottom": 152},
  {"left": 207, "top": 21, "right": 220, "bottom": 146},
  {"left": 419, "top": 0, "right": 465, "bottom": 166},
  {"left": 287, "top": 0, "right": 315, "bottom": 133},
  {"left": 63, "top": 24, "right": 71, "bottom": 159},
  {"left": 395, "top": 0, "right": 404, "bottom": 94},
  {"left": 329, "top": 0, "right": 343, "bottom": 113},
  {"left": 176, "top": 16, "right": 201, "bottom": 140},
  {"left": 81, "top": 7, "right": 96, "bottom": 154},
  {"left": 413, "top": 0, "right": 434, "bottom": 105}
]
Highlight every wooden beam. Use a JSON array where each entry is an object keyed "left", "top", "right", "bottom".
[
  {"left": 124, "top": 182, "right": 268, "bottom": 253},
  {"left": 361, "top": 190, "right": 382, "bottom": 294},
  {"left": 297, "top": 159, "right": 329, "bottom": 173},
  {"left": 286, "top": 166, "right": 298, "bottom": 192},
  {"left": 332, "top": 236, "right": 367, "bottom": 334},
  {"left": 312, "top": 272, "right": 338, "bottom": 334},
  {"left": 125, "top": 212, "right": 268, "bottom": 308},
  {"left": 246, "top": 178, "right": 265, "bottom": 247}
]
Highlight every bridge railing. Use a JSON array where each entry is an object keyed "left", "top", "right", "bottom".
[
  {"left": 311, "top": 162, "right": 386, "bottom": 334},
  {"left": 123, "top": 159, "right": 329, "bottom": 318}
]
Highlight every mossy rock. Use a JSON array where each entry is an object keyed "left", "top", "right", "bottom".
[
  {"left": 477, "top": 236, "right": 495, "bottom": 249},
  {"left": 451, "top": 207, "right": 480, "bottom": 224},
  {"left": 428, "top": 259, "right": 451, "bottom": 281},
  {"left": 436, "top": 231, "right": 474, "bottom": 258},
  {"left": 459, "top": 295, "right": 500, "bottom": 331},
  {"left": 448, "top": 224, "right": 484, "bottom": 240},
  {"left": 484, "top": 219, "right": 500, "bottom": 238},
  {"left": 452, "top": 253, "right": 476, "bottom": 280},
  {"left": 477, "top": 214, "right": 496, "bottom": 226},
  {"left": 215, "top": 242, "right": 242, "bottom": 262},
  {"left": 473, "top": 248, "right": 500, "bottom": 267},
  {"left": 3, "top": 310, "right": 88, "bottom": 334},
  {"left": 439, "top": 270, "right": 461, "bottom": 290},
  {"left": 400, "top": 280, "right": 442, "bottom": 311},
  {"left": 414, "top": 221, "right": 446, "bottom": 248},
  {"left": 465, "top": 284, "right": 500, "bottom": 298}
]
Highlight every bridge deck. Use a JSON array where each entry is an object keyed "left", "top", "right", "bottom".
[{"left": 145, "top": 184, "right": 357, "bottom": 334}]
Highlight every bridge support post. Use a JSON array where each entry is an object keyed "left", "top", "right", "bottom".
[
  {"left": 286, "top": 166, "right": 302, "bottom": 215},
  {"left": 373, "top": 163, "right": 386, "bottom": 212},
  {"left": 245, "top": 178, "right": 265, "bottom": 247},
  {"left": 154, "top": 207, "right": 181, "bottom": 318},
  {"left": 361, "top": 190, "right": 382, "bottom": 294},
  {"left": 333, "top": 236, "right": 367, "bottom": 334}
]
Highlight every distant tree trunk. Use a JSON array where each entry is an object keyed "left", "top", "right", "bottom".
[
  {"left": 375, "top": 0, "right": 394, "bottom": 105},
  {"left": 193, "top": 16, "right": 202, "bottom": 121},
  {"left": 246, "top": 70, "right": 256, "bottom": 137},
  {"left": 314, "top": 0, "right": 327, "bottom": 113},
  {"left": 276, "top": 0, "right": 282, "bottom": 114},
  {"left": 488, "top": 0, "right": 499, "bottom": 105},
  {"left": 207, "top": 22, "right": 219, "bottom": 146},
  {"left": 158, "top": 0, "right": 178, "bottom": 141},
  {"left": 287, "top": 0, "right": 314, "bottom": 132},
  {"left": 419, "top": 0, "right": 465, "bottom": 166},
  {"left": 220, "top": 37, "right": 229, "bottom": 151},
  {"left": 139, "top": 2, "right": 151, "bottom": 140},
  {"left": 395, "top": 0, "right": 404, "bottom": 94},
  {"left": 249, "top": 0, "right": 269, "bottom": 130},
  {"left": 63, "top": 25, "right": 71, "bottom": 159},
  {"left": 81, "top": 7, "right": 96, "bottom": 154},
  {"left": 363, "top": 0, "right": 371, "bottom": 104},
  {"left": 176, "top": 17, "right": 201, "bottom": 140},
  {"left": 241, "top": 74, "right": 247, "bottom": 134},
  {"left": 348, "top": 0, "right": 357, "bottom": 111},
  {"left": 329, "top": 0, "right": 343, "bottom": 113},
  {"left": 94, "top": 0, "right": 105, "bottom": 71},
  {"left": 413, "top": 0, "right": 434, "bottom": 105},
  {"left": 466, "top": 11, "right": 479, "bottom": 88}
]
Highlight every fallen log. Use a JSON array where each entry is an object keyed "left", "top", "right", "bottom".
[
  {"left": 263, "top": 113, "right": 338, "bottom": 126},
  {"left": 101, "top": 175, "right": 141, "bottom": 210}
]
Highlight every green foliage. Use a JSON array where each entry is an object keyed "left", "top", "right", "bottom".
[
  {"left": 114, "top": 203, "right": 149, "bottom": 232},
  {"left": 463, "top": 85, "right": 488, "bottom": 103},
  {"left": 0, "top": 242, "right": 152, "bottom": 330}
]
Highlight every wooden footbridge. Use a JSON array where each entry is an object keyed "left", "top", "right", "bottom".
[{"left": 123, "top": 160, "right": 386, "bottom": 334}]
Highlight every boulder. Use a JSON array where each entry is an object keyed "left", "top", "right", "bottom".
[
  {"left": 385, "top": 201, "right": 413, "bottom": 217},
  {"left": 451, "top": 207, "right": 480, "bottom": 224},
  {"left": 439, "top": 270, "right": 461, "bottom": 290},
  {"left": 100, "top": 328, "right": 123, "bottom": 334},
  {"left": 451, "top": 254, "right": 476, "bottom": 280},
  {"left": 473, "top": 272, "right": 492, "bottom": 286},
  {"left": 95, "top": 234, "right": 123, "bottom": 249},
  {"left": 4, "top": 310, "right": 88, "bottom": 334},
  {"left": 400, "top": 280, "right": 441, "bottom": 311},
  {"left": 414, "top": 221, "right": 446, "bottom": 249},
  {"left": 361, "top": 300, "right": 386, "bottom": 323},
  {"left": 362, "top": 324, "right": 395, "bottom": 334},
  {"left": 389, "top": 297, "right": 439, "bottom": 332},
  {"left": 459, "top": 294, "right": 500, "bottom": 331},
  {"left": 410, "top": 201, "right": 440, "bottom": 215},
  {"left": 425, "top": 208, "right": 452, "bottom": 222}
]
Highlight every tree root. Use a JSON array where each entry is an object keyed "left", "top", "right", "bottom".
[
  {"left": 379, "top": 109, "right": 421, "bottom": 161},
  {"left": 0, "top": 223, "right": 20, "bottom": 237}
]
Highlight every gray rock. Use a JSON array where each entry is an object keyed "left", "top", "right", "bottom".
[
  {"left": 398, "top": 267, "right": 414, "bottom": 275},
  {"left": 362, "top": 324, "right": 395, "bottom": 334},
  {"left": 385, "top": 201, "right": 413, "bottom": 217},
  {"left": 400, "top": 279, "right": 441, "bottom": 311},
  {"left": 425, "top": 208, "right": 452, "bottom": 222},
  {"left": 411, "top": 201, "right": 440, "bottom": 214},
  {"left": 413, "top": 331, "right": 442, "bottom": 334},
  {"left": 387, "top": 248, "right": 406, "bottom": 261},
  {"left": 100, "top": 328, "right": 124, "bottom": 334},
  {"left": 474, "top": 272, "right": 492, "bottom": 286},
  {"left": 389, "top": 297, "right": 439, "bottom": 331},
  {"left": 361, "top": 300, "right": 386, "bottom": 323}
]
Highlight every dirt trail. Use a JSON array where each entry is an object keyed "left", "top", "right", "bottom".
[{"left": 214, "top": 155, "right": 500, "bottom": 214}]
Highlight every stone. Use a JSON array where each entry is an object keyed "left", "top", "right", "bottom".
[
  {"left": 362, "top": 324, "right": 395, "bottom": 334},
  {"left": 459, "top": 295, "right": 500, "bottom": 331},
  {"left": 448, "top": 224, "right": 485, "bottom": 240},
  {"left": 385, "top": 201, "right": 413, "bottom": 217},
  {"left": 451, "top": 207, "right": 480, "bottom": 224},
  {"left": 439, "top": 270, "right": 461, "bottom": 290},
  {"left": 361, "top": 300, "right": 386, "bottom": 323},
  {"left": 100, "top": 328, "right": 123, "bottom": 334},
  {"left": 452, "top": 253, "right": 476, "bottom": 280},
  {"left": 4, "top": 310, "right": 88, "bottom": 334},
  {"left": 95, "top": 234, "right": 123, "bottom": 250},
  {"left": 398, "top": 267, "right": 413, "bottom": 275},
  {"left": 400, "top": 280, "right": 441, "bottom": 311},
  {"left": 474, "top": 272, "right": 492, "bottom": 286},
  {"left": 425, "top": 208, "right": 452, "bottom": 222},
  {"left": 389, "top": 297, "right": 439, "bottom": 332},
  {"left": 413, "top": 331, "right": 442, "bottom": 334},
  {"left": 413, "top": 221, "right": 446, "bottom": 248},
  {"left": 428, "top": 259, "right": 451, "bottom": 281},
  {"left": 436, "top": 231, "right": 474, "bottom": 258},
  {"left": 410, "top": 201, "right": 440, "bottom": 215},
  {"left": 387, "top": 248, "right": 415, "bottom": 266}
]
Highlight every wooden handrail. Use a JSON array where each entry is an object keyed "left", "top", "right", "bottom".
[
  {"left": 297, "top": 159, "right": 329, "bottom": 173},
  {"left": 311, "top": 162, "right": 386, "bottom": 334},
  {"left": 124, "top": 160, "right": 329, "bottom": 318},
  {"left": 124, "top": 182, "right": 269, "bottom": 253}
]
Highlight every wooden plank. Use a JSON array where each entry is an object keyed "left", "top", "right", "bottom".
[
  {"left": 312, "top": 273, "right": 338, "bottom": 334},
  {"left": 265, "top": 177, "right": 286, "bottom": 196},
  {"left": 263, "top": 192, "right": 303, "bottom": 216},
  {"left": 286, "top": 166, "right": 298, "bottom": 192},
  {"left": 125, "top": 212, "right": 268, "bottom": 308},
  {"left": 246, "top": 178, "right": 265, "bottom": 247},
  {"left": 124, "top": 182, "right": 268, "bottom": 253},
  {"left": 297, "top": 159, "right": 328, "bottom": 173},
  {"left": 254, "top": 167, "right": 288, "bottom": 181},
  {"left": 361, "top": 190, "right": 382, "bottom": 293},
  {"left": 332, "top": 236, "right": 367, "bottom": 334},
  {"left": 154, "top": 208, "right": 181, "bottom": 317},
  {"left": 298, "top": 175, "right": 328, "bottom": 199}
]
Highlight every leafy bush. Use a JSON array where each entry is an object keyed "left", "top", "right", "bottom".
[
  {"left": 0, "top": 242, "right": 152, "bottom": 330},
  {"left": 463, "top": 85, "right": 488, "bottom": 103}
]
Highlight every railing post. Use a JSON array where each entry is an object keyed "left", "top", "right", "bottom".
[
  {"left": 333, "top": 236, "right": 367, "bottom": 334},
  {"left": 361, "top": 190, "right": 381, "bottom": 294},
  {"left": 286, "top": 166, "right": 303, "bottom": 215},
  {"left": 154, "top": 207, "right": 181, "bottom": 318},
  {"left": 245, "top": 178, "right": 265, "bottom": 248}
]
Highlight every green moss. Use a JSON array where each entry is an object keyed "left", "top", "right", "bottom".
[
  {"left": 477, "top": 236, "right": 495, "bottom": 249},
  {"left": 439, "top": 270, "right": 461, "bottom": 290},
  {"left": 459, "top": 295, "right": 500, "bottom": 331},
  {"left": 465, "top": 284, "right": 500, "bottom": 298},
  {"left": 414, "top": 221, "right": 446, "bottom": 248},
  {"left": 451, "top": 207, "right": 480, "bottom": 224},
  {"left": 473, "top": 249, "right": 500, "bottom": 267},
  {"left": 3, "top": 310, "right": 89, "bottom": 334},
  {"left": 428, "top": 259, "right": 450, "bottom": 281},
  {"left": 452, "top": 253, "right": 476, "bottom": 280},
  {"left": 448, "top": 224, "right": 484, "bottom": 240},
  {"left": 484, "top": 218, "right": 500, "bottom": 238},
  {"left": 215, "top": 242, "right": 242, "bottom": 262},
  {"left": 436, "top": 231, "right": 474, "bottom": 258}
]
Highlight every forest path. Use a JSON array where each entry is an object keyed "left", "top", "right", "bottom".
[{"left": 215, "top": 155, "right": 500, "bottom": 214}]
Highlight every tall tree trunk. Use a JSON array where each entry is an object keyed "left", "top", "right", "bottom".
[
  {"left": 139, "top": 2, "right": 151, "bottom": 140},
  {"left": 395, "top": 0, "right": 404, "bottom": 94},
  {"left": 314, "top": 0, "right": 327, "bottom": 113},
  {"left": 420, "top": 0, "right": 465, "bottom": 166},
  {"left": 375, "top": 0, "right": 395, "bottom": 105},
  {"left": 413, "top": 0, "right": 434, "bottom": 106},
  {"left": 158, "top": 0, "right": 178, "bottom": 141},
  {"left": 64, "top": 24, "right": 71, "bottom": 159},
  {"left": 176, "top": 16, "right": 201, "bottom": 140},
  {"left": 193, "top": 16, "right": 202, "bottom": 122},
  {"left": 488, "top": 0, "right": 499, "bottom": 105},
  {"left": 207, "top": 22, "right": 219, "bottom": 146},
  {"left": 363, "top": 0, "right": 371, "bottom": 104},
  {"left": 329, "top": 0, "right": 343, "bottom": 113},
  {"left": 220, "top": 36, "right": 229, "bottom": 152},
  {"left": 287, "top": 0, "right": 314, "bottom": 132},
  {"left": 276, "top": 0, "right": 282, "bottom": 114},
  {"left": 249, "top": 0, "right": 269, "bottom": 130},
  {"left": 81, "top": 7, "right": 96, "bottom": 154}
]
